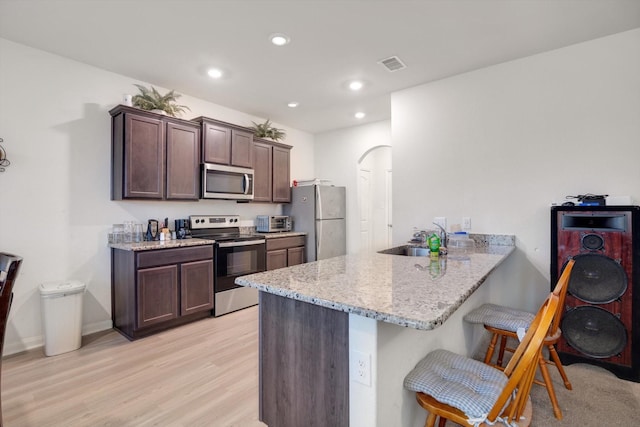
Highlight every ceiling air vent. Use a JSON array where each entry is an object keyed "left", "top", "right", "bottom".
[{"left": 378, "top": 56, "right": 406, "bottom": 72}]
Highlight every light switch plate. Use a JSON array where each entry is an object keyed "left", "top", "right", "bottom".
[{"left": 462, "top": 217, "right": 471, "bottom": 231}]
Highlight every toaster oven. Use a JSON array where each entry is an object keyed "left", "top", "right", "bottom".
[{"left": 256, "top": 215, "right": 292, "bottom": 232}]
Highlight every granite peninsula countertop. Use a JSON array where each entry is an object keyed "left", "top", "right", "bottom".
[
  {"left": 109, "top": 238, "right": 215, "bottom": 251},
  {"left": 236, "top": 234, "right": 515, "bottom": 330}
]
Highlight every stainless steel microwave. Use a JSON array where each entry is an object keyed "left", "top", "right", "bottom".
[{"left": 201, "top": 163, "right": 254, "bottom": 200}]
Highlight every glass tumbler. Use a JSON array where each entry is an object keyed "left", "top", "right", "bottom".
[
  {"left": 124, "top": 221, "right": 134, "bottom": 243},
  {"left": 113, "top": 224, "right": 124, "bottom": 243},
  {"left": 134, "top": 223, "right": 144, "bottom": 243}
]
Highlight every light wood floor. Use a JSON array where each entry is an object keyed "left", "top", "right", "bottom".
[{"left": 1, "top": 306, "right": 266, "bottom": 427}]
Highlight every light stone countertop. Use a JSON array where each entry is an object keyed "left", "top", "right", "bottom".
[
  {"left": 109, "top": 238, "right": 215, "bottom": 251},
  {"left": 236, "top": 234, "right": 515, "bottom": 330}
]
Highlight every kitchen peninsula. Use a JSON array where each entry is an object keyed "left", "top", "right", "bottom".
[{"left": 236, "top": 235, "right": 516, "bottom": 427}]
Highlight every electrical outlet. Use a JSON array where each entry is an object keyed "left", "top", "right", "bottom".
[
  {"left": 351, "top": 350, "right": 371, "bottom": 386},
  {"left": 434, "top": 217, "right": 447, "bottom": 230},
  {"left": 462, "top": 217, "right": 471, "bottom": 231}
]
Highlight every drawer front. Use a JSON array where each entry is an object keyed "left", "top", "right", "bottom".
[
  {"left": 266, "top": 236, "right": 305, "bottom": 251},
  {"left": 137, "top": 245, "right": 213, "bottom": 268}
]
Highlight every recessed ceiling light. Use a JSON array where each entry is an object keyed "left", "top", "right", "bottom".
[
  {"left": 355, "top": 112, "right": 366, "bottom": 119},
  {"left": 207, "top": 68, "right": 223, "bottom": 79},
  {"left": 349, "top": 81, "right": 364, "bottom": 91},
  {"left": 270, "top": 33, "right": 290, "bottom": 46},
  {"left": 287, "top": 102, "right": 299, "bottom": 108}
]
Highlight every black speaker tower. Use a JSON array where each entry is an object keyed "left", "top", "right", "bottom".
[{"left": 551, "top": 205, "right": 640, "bottom": 382}]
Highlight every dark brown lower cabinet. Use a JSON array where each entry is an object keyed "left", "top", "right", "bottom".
[
  {"left": 112, "top": 245, "right": 214, "bottom": 340},
  {"left": 137, "top": 264, "right": 178, "bottom": 328},
  {"left": 265, "top": 235, "right": 305, "bottom": 270},
  {"left": 259, "top": 291, "right": 349, "bottom": 427}
]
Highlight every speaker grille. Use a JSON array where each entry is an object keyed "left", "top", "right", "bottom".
[
  {"left": 562, "top": 306, "right": 627, "bottom": 358},
  {"left": 569, "top": 254, "right": 627, "bottom": 303}
]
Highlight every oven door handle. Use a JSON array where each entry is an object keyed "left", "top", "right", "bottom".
[{"left": 217, "top": 240, "right": 265, "bottom": 248}]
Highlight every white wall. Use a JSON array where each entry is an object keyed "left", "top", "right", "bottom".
[
  {"left": 0, "top": 38, "right": 314, "bottom": 355},
  {"left": 393, "top": 28, "right": 640, "bottom": 311},
  {"left": 314, "top": 121, "right": 392, "bottom": 255}
]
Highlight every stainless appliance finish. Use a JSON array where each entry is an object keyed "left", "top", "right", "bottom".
[
  {"left": 189, "top": 215, "right": 265, "bottom": 316},
  {"left": 284, "top": 185, "right": 346, "bottom": 262},
  {"left": 201, "top": 163, "right": 254, "bottom": 200},
  {"left": 255, "top": 215, "right": 292, "bottom": 232}
]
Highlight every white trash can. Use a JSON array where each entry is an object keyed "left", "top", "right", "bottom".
[{"left": 39, "top": 280, "right": 86, "bottom": 356}]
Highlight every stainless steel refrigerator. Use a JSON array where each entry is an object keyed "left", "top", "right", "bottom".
[{"left": 285, "top": 185, "right": 346, "bottom": 262}]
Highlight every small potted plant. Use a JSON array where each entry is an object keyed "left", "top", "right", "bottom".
[
  {"left": 251, "top": 119, "right": 286, "bottom": 142},
  {"left": 131, "top": 84, "right": 190, "bottom": 117}
]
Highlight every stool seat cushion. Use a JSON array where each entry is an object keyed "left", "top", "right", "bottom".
[
  {"left": 464, "top": 303, "right": 535, "bottom": 332},
  {"left": 404, "top": 349, "right": 508, "bottom": 422}
]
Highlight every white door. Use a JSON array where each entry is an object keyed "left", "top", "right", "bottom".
[
  {"left": 358, "top": 168, "right": 372, "bottom": 252},
  {"left": 357, "top": 145, "right": 392, "bottom": 253}
]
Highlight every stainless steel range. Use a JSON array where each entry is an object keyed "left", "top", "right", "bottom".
[{"left": 189, "top": 215, "right": 266, "bottom": 317}]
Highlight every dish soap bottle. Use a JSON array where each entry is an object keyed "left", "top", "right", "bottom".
[{"left": 428, "top": 233, "right": 441, "bottom": 256}]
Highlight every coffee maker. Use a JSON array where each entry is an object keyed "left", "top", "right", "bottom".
[{"left": 174, "top": 219, "right": 191, "bottom": 239}]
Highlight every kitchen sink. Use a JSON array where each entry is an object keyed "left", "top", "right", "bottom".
[
  {"left": 378, "top": 245, "right": 430, "bottom": 257},
  {"left": 405, "top": 247, "right": 429, "bottom": 256}
]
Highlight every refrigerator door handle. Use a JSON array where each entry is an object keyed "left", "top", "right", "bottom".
[
  {"left": 315, "top": 185, "right": 322, "bottom": 220},
  {"left": 316, "top": 219, "right": 322, "bottom": 258}
]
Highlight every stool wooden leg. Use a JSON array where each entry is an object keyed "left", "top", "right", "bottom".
[
  {"left": 438, "top": 416, "right": 447, "bottom": 427},
  {"left": 548, "top": 344, "right": 572, "bottom": 390},
  {"left": 538, "top": 353, "right": 563, "bottom": 420},
  {"left": 484, "top": 333, "right": 499, "bottom": 364},
  {"left": 496, "top": 335, "right": 508, "bottom": 367},
  {"left": 425, "top": 412, "right": 437, "bottom": 427}
]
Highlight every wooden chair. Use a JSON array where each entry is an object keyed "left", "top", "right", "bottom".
[
  {"left": 463, "top": 258, "right": 575, "bottom": 420},
  {"left": 404, "top": 292, "right": 559, "bottom": 427},
  {"left": 0, "top": 252, "right": 23, "bottom": 427}
]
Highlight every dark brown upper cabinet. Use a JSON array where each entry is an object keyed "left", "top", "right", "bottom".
[
  {"left": 252, "top": 138, "right": 292, "bottom": 203},
  {"left": 110, "top": 105, "right": 200, "bottom": 201},
  {"left": 193, "top": 117, "right": 253, "bottom": 168}
]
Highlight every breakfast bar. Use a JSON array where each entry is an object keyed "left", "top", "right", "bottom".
[{"left": 236, "top": 234, "right": 516, "bottom": 427}]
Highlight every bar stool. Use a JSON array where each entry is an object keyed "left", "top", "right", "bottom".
[
  {"left": 404, "top": 293, "right": 559, "bottom": 427},
  {"left": 1, "top": 252, "right": 23, "bottom": 427},
  {"left": 463, "top": 259, "right": 575, "bottom": 420}
]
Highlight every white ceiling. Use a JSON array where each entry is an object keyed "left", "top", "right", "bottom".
[{"left": 1, "top": 0, "right": 639, "bottom": 133}]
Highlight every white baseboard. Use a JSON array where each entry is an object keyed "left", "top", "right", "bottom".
[{"left": 2, "top": 320, "right": 114, "bottom": 357}]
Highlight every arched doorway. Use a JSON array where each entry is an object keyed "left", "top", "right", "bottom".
[{"left": 357, "top": 145, "right": 392, "bottom": 253}]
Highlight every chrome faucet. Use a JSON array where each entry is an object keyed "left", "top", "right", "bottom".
[
  {"left": 432, "top": 222, "right": 448, "bottom": 248},
  {"left": 413, "top": 229, "right": 429, "bottom": 244}
]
